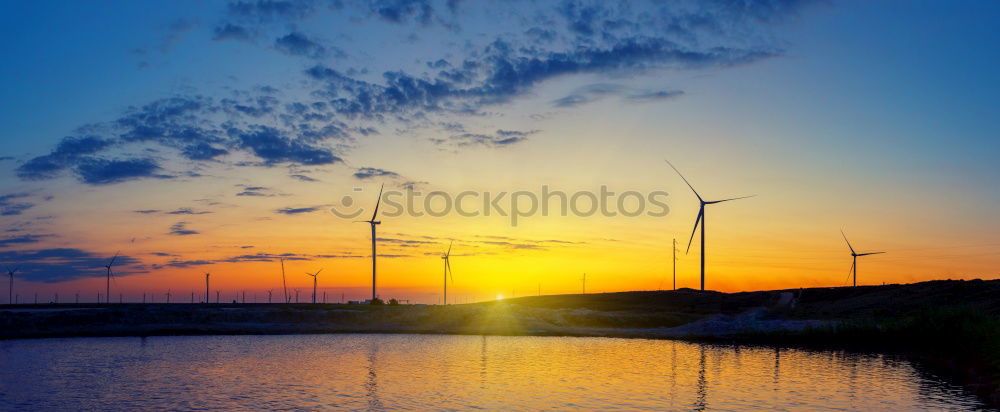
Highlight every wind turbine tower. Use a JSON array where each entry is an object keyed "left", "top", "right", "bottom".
[
  {"left": 6, "top": 266, "right": 17, "bottom": 305},
  {"left": 104, "top": 252, "right": 120, "bottom": 304},
  {"left": 306, "top": 269, "right": 323, "bottom": 304},
  {"left": 667, "top": 160, "right": 754, "bottom": 291},
  {"left": 441, "top": 241, "right": 454, "bottom": 305},
  {"left": 357, "top": 184, "right": 384, "bottom": 302}
]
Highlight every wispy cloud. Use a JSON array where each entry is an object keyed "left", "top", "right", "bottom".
[{"left": 168, "top": 222, "right": 200, "bottom": 236}]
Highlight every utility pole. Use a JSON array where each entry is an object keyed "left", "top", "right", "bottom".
[{"left": 673, "top": 238, "right": 679, "bottom": 291}]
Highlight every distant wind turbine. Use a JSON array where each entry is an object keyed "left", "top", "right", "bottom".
[
  {"left": 6, "top": 266, "right": 17, "bottom": 305},
  {"left": 841, "top": 230, "right": 886, "bottom": 287},
  {"left": 205, "top": 273, "right": 210, "bottom": 304},
  {"left": 441, "top": 241, "right": 454, "bottom": 305},
  {"left": 104, "top": 251, "right": 120, "bottom": 304},
  {"left": 356, "top": 184, "right": 384, "bottom": 303},
  {"left": 666, "top": 160, "right": 755, "bottom": 291},
  {"left": 306, "top": 269, "right": 323, "bottom": 304},
  {"left": 280, "top": 258, "right": 289, "bottom": 303}
]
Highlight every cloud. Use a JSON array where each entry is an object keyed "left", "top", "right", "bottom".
[
  {"left": 17, "top": 0, "right": 805, "bottom": 187},
  {"left": 0, "top": 234, "right": 53, "bottom": 248},
  {"left": 153, "top": 250, "right": 363, "bottom": 269},
  {"left": 0, "top": 193, "right": 35, "bottom": 216},
  {"left": 182, "top": 142, "right": 229, "bottom": 160},
  {"left": 400, "top": 180, "right": 427, "bottom": 190},
  {"left": 553, "top": 84, "right": 684, "bottom": 107},
  {"left": 225, "top": 0, "right": 322, "bottom": 23},
  {"left": 275, "top": 206, "right": 320, "bottom": 214},
  {"left": 133, "top": 209, "right": 161, "bottom": 214},
  {"left": 432, "top": 129, "right": 538, "bottom": 148},
  {"left": 274, "top": 31, "right": 337, "bottom": 59},
  {"left": 290, "top": 174, "right": 319, "bottom": 182},
  {"left": 376, "top": 236, "right": 437, "bottom": 245},
  {"left": 625, "top": 89, "right": 684, "bottom": 102},
  {"left": 368, "top": 0, "right": 434, "bottom": 24},
  {"left": 353, "top": 167, "right": 400, "bottom": 180},
  {"left": 235, "top": 185, "right": 277, "bottom": 197},
  {"left": 16, "top": 136, "right": 113, "bottom": 180},
  {"left": 0, "top": 248, "right": 139, "bottom": 283},
  {"left": 75, "top": 158, "right": 169, "bottom": 185},
  {"left": 168, "top": 222, "right": 200, "bottom": 236},
  {"left": 166, "top": 207, "right": 212, "bottom": 215},
  {"left": 552, "top": 83, "right": 626, "bottom": 107},
  {"left": 213, "top": 23, "right": 254, "bottom": 41},
  {"left": 233, "top": 125, "right": 343, "bottom": 165}
]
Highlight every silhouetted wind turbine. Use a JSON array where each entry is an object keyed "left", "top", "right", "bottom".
[
  {"left": 356, "top": 184, "right": 384, "bottom": 302},
  {"left": 104, "top": 251, "right": 120, "bottom": 304},
  {"left": 306, "top": 269, "right": 323, "bottom": 304},
  {"left": 6, "top": 266, "right": 17, "bottom": 305},
  {"left": 205, "top": 273, "right": 210, "bottom": 304},
  {"left": 666, "top": 160, "right": 755, "bottom": 291},
  {"left": 280, "top": 257, "right": 289, "bottom": 303},
  {"left": 841, "top": 230, "right": 886, "bottom": 287},
  {"left": 441, "top": 241, "right": 454, "bottom": 305}
]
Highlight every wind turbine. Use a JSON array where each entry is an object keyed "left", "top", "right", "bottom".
[
  {"left": 356, "top": 184, "right": 384, "bottom": 303},
  {"left": 280, "top": 257, "right": 289, "bottom": 303},
  {"left": 306, "top": 269, "right": 323, "bottom": 304},
  {"left": 666, "top": 160, "right": 755, "bottom": 291},
  {"left": 6, "top": 266, "right": 17, "bottom": 305},
  {"left": 841, "top": 230, "right": 886, "bottom": 287},
  {"left": 104, "top": 252, "right": 120, "bottom": 304},
  {"left": 441, "top": 241, "right": 454, "bottom": 305},
  {"left": 205, "top": 273, "right": 210, "bottom": 304}
]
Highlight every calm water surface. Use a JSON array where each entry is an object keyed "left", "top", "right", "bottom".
[{"left": 0, "top": 334, "right": 989, "bottom": 410}]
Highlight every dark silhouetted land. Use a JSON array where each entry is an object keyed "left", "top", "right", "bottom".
[{"left": 3, "top": 279, "right": 999, "bottom": 405}]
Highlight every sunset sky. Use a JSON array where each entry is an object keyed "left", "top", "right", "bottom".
[{"left": 1, "top": 0, "right": 998, "bottom": 304}]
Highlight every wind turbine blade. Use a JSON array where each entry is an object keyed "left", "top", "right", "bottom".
[
  {"left": 315, "top": 269, "right": 323, "bottom": 276},
  {"left": 370, "top": 183, "right": 384, "bottom": 221},
  {"left": 685, "top": 207, "right": 704, "bottom": 254},
  {"left": 705, "top": 195, "right": 756, "bottom": 204},
  {"left": 840, "top": 230, "right": 856, "bottom": 255},
  {"left": 844, "top": 260, "right": 855, "bottom": 285},
  {"left": 858, "top": 252, "right": 886, "bottom": 256},
  {"left": 446, "top": 240, "right": 453, "bottom": 257},
  {"left": 447, "top": 259, "right": 454, "bottom": 284},
  {"left": 664, "top": 160, "right": 702, "bottom": 202},
  {"left": 109, "top": 251, "right": 120, "bottom": 266}
]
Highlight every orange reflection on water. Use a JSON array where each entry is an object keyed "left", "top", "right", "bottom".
[{"left": 0, "top": 334, "right": 985, "bottom": 410}]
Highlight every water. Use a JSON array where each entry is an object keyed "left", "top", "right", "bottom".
[{"left": 0, "top": 334, "right": 989, "bottom": 410}]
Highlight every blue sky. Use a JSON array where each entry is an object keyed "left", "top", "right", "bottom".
[{"left": 0, "top": 0, "right": 999, "bottom": 299}]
